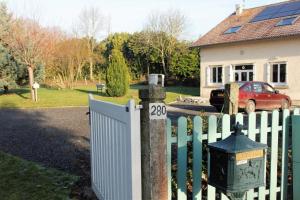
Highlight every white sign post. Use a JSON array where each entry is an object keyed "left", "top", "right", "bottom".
[{"left": 32, "top": 82, "right": 40, "bottom": 102}]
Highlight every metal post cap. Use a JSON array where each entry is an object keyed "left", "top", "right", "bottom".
[{"left": 233, "top": 122, "right": 244, "bottom": 136}]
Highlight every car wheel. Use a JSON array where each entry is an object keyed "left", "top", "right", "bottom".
[
  {"left": 281, "top": 99, "right": 290, "bottom": 110},
  {"left": 245, "top": 100, "right": 255, "bottom": 114}
]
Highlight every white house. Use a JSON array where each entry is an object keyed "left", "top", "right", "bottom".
[{"left": 193, "top": 0, "right": 300, "bottom": 100}]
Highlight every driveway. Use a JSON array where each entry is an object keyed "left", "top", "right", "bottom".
[
  {"left": 0, "top": 107, "right": 90, "bottom": 173},
  {"left": 0, "top": 107, "right": 94, "bottom": 199}
]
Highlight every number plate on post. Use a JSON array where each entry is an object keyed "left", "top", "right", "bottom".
[{"left": 149, "top": 103, "right": 167, "bottom": 120}]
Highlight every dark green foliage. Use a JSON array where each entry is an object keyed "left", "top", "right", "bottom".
[
  {"left": 103, "top": 33, "right": 130, "bottom": 58},
  {"left": 124, "top": 32, "right": 160, "bottom": 79},
  {"left": 169, "top": 43, "right": 199, "bottom": 80},
  {"left": 106, "top": 49, "right": 129, "bottom": 97},
  {"left": 98, "top": 32, "right": 200, "bottom": 83},
  {"left": 0, "top": 44, "right": 18, "bottom": 92},
  {"left": 34, "top": 63, "right": 45, "bottom": 83}
]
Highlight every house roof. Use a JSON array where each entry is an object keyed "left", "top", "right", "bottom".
[{"left": 192, "top": 0, "right": 300, "bottom": 47}]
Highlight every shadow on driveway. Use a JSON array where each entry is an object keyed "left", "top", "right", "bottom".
[{"left": 0, "top": 106, "right": 97, "bottom": 199}]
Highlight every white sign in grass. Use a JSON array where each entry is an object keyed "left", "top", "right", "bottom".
[{"left": 149, "top": 103, "right": 167, "bottom": 120}]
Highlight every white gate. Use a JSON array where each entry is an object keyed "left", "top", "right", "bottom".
[{"left": 89, "top": 95, "right": 142, "bottom": 200}]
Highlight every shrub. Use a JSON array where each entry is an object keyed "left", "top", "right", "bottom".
[{"left": 106, "top": 49, "right": 129, "bottom": 97}]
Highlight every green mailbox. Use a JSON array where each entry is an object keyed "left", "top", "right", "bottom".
[{"left": 208, "top": 123, "right": 268, "bottom": 200}]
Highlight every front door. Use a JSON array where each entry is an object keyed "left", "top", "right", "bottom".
[{"left": 234, "top": 65, "right": 254, "bottom": 82}]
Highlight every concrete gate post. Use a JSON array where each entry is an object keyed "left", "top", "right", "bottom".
[
  {"left": 139, "top": 84, "right": 168, "bottom": 200},
  {"left": 224, "top": 83, "right": 239, "bottom": 115}
]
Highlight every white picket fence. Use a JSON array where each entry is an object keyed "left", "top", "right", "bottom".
[{"left": 89, "top": 95, "right": 142, "bottom": 200}]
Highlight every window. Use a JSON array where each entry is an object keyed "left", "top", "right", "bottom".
[
  {"left": 271, "top": 63, "right": 286, "bottom": 84},
  {"left": 253, "top": 83, "right": 263, "bottom": 93},
  {"left": 224, "top": 26, "right": 241, "bottom": 34},
  {"left": 234, "top": 65, "right": 254, "bottom": 82},
  {"left": 276, "top": 17, "right": 298, "bottom": 26},
  {"left": 263, "top": 83, "right": 275, "bottom": 93},
  {"left": 210, "top": 66, "right": 223, "bottom": 84},
  {"left": 242, "top": 84, "right": 252, "bottom": 92}
]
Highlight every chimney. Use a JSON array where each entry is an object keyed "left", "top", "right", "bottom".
[{"left": 236, "top": 4, "right": 244, "bottom": 15}]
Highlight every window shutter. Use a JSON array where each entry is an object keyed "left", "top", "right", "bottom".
[
  {"left": 285, "top": 63, "right": 288, "bottom": 84},
  {"left": 222, "top": 67, "right": 225, "bottom": 84},
  {"left": 206, "top": 66, "right": 211, "bottom": 86},
  {"left": 253, "top": 65, "right": 256, "bottom": 81},
  {"left": 228, "top": 65, "right": 233, "bottom": 82},
  {"left": 265, "top": 63, "right": 271, "bottom": 82}
]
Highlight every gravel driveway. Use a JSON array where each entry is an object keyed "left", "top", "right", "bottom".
[
  {"left": 0, "top": 107, "right": 90, "bottom": 174},
  {"left": 0, "top": 107, "right": 96, "bottom": 199}
]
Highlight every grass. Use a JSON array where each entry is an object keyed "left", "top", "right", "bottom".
[
  {"left": 0, "top": 84, "right": 199, "bottom": 108},
  {"left": 0, "top": 151, "right": 78, "bottom": 200}
]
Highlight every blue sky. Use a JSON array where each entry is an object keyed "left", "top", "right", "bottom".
[{"left": 4, "top": 0, "right": 285, "bottom": 40}]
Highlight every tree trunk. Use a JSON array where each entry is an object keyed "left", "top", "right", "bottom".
[
  {"left": 27, "top": 66, "right": 35, "bottom": 101},
  {"left": 89, "top": 58, "right": 94, "bottom": 81},
  {"left": 3, "top": 85, "right": 8, "bottom": 94},
  {"left": 161, "top": 51, "right": 168, "bottom": 76}
]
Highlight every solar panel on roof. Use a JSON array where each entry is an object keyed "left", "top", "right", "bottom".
[
  {"left": 251, "top": 1, "right": 300, "bottom": 22},
  {"left": 276, "top": 16, "right": 298, "bottom": 26}
]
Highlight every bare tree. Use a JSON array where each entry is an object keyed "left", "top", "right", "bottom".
[
  {"left": 50, "top": 38, "right": 89, "bottom": 89},
  {"left": 144, "top": 9, "right": 187, "bottom": 76},
  {"left": 76, "top": 7, "right": 110, "bottom": 81},
  {"left": 5, "top": 18, "right": 50, "bottom": 100}
]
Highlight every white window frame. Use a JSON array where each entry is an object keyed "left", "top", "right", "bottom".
[
  {"left": 209, "top": 65, "right": 223, "bottom": 85},
  {"left": 269, "top": 62, "right": 288, "bottom": 86},
  {"left": 232, "top": 63, "right": 255, "bottom": 82}
]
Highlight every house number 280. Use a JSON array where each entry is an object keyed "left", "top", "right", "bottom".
[{"left": 149, "top": 103, "right": 167, "bottom": 120}]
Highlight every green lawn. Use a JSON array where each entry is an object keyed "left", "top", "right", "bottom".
[
  {"left": 0, "top": 85, "right": 199, "bottom": 108},
  {"left": 0, "top": 151, "right": 77, "bottom": 200}
]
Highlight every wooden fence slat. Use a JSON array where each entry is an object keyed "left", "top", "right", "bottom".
[
  {"left": 177, "top": 117, "right": 188, "bottom": 199},
  {"left": 270, "top": 110, "right": 279, "bottom": 200},
  {"left": 167, "top": 119, "right": 172, "bottom": 200},
  {"left": 193, "top": 116, "right": 202, "bottom": 200},
  {"left": 258, "top": 111, "right": 268, "bottom": 200},
  {"left": 167, "top": 108, "right": 295, "bottom": 200},
  {"left": 280, "top": 109, "right": 290, "bottom": 200},
  {"left": 222, "top": 114, "right": 231, "bottom": 138},
  {"left": 246, "top": 112, "right": 256, "bottom": 200},
  {"left": 235, "top": 113, "right": 244, "bottom": 128},
  {"left": 220, "top": 114, "right": 230, "bottom": 200},
  {"left": 208, "top": 115, "right": 218, "bottom": 199},
  {"left": 292, "top": 116, "right": 300, "bottom": 200}
]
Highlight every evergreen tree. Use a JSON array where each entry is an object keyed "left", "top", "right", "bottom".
[
  {"left": 106, "top": 49, "right": 129, "bottom": 97},
  {"left": 0, "top": 44, "right": 18, "bottom": 93},
  {"left": 0, "top": 2, "right": 10, "bottom": 43}
]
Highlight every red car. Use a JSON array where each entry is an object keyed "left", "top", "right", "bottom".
[{"left": 210, "top": 82, "right": 292, "bottom": 113}]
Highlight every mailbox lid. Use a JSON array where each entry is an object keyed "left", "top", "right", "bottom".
[{"left": 208, "top": 133, "right": 267, "bottom": 153}]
